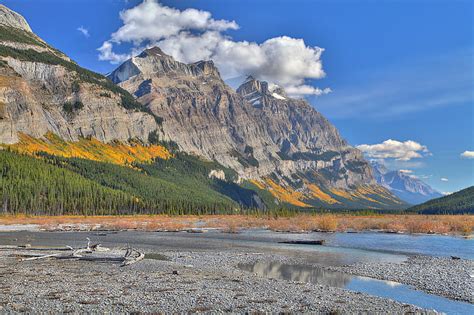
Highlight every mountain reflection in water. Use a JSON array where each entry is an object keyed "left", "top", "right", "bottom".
[{"left": 238, "top": 262, "right": 351, "bottom": 287}]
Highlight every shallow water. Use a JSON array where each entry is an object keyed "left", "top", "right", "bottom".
[
  {"left": 234, "top": 229, "right": 473, "bottom": 259},
  {"left": 239, "top": 261, "right": 474, "bottom": 315},
  {"left": 326, "top": 232, "right": 474, "bottom": 259}
]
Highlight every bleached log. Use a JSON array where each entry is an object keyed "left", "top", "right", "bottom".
[
  {"left": 20, "top": 253, "right": 61, "bottom": 261},
  {"left": 121, "top": 251, "right": 145, "bottom": 267}
]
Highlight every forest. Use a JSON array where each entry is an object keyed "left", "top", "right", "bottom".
[{"left": 0, "top": 149, "right": 279, "bottom": 215}]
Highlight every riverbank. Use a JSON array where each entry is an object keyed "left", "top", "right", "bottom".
[
  {"left": 1, "top": 214, "right": 473, "bottom": 235},
  {"left": 1, "top": 230, "right": 472, "bottom": 313}
]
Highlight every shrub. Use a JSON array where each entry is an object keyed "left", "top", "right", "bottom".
[{"left": 63, "top": 101, "right": 83, "bottom": 113}]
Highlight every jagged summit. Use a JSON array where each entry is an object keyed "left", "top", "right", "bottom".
[
  {"left": 109, "top": 46, "right": 221, "bottom": 84},
  {"left": 236, "top": 76, "right": 289, "bottom": 106},
  {"left": 236, "top": 76, "right": 269, "bottom": 103},
  {"left": 139, "top": 46, "right": 168, "bottom": 57},
  {"left": 0, "top": 4, "right": 32, "bottom": 32}
]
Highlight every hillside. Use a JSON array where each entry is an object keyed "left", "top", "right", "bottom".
[
  {"left": 406, "top": 186, "right": 474, "bottom": 214},
  {"left": 0, "top": 4, "right": 161, "bottom": 145},
  {"left": 0, "top": 149, "right": 273, "bottom": 215}
]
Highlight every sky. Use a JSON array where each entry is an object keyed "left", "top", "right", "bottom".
[{"left": 3, "top": 0, "right": 473, "bottom": 194}]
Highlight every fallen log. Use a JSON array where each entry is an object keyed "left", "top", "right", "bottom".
[
  {"left": 278, "top": 240, "right": 325, "bottom": 245},
  {"left": 4, "top": 238, "right": 142, "bottom": 266}
]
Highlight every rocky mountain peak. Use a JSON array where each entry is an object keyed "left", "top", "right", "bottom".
[
  {"left": 0, "top": 4, "right": 32, "bottom": 32},
  {"left": 237, "top": 76, "right": 269, "bottom": 97},
  {"left": 109, "top": 47, "right": 222, "bottom": 84},
  {"left": 192, "top": 60, "right": 221, "bottom": 78},
  {"left": 236, "top": 76, "right": 290, "bottom": 105},
  {"left": 370, "top": 161, "right": 442, "bottom": 204},
  {"left": 138, "top": 46, "right": 168, "bottom": 58},
  {"left": 270, "top": 86, "right": 288, "bottom": 99}
]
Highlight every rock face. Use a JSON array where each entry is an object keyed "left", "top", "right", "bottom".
[
  {"left": 110, "top": 47, "right": 403, "bottom": 209},
  {"left": 0, "top": 6, "right": 160, "bottom": 144},
  {"left": 0, "top": 4, "right": 31, "bottom": 32},
  {"left": 112, "top": 49, "right": 374, "bottom": 187},
  {"left": 371, "top": 161, "right": 443, "bottom": 205}
]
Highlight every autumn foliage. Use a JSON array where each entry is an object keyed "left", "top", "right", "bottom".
[{"left": 3, "top": 132, "right": 171, "bottom": 166}]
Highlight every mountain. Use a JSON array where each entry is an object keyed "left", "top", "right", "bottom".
[
  {"left": 0, "top": 4, "right": 267, "bottom": 215},
  {"left": 0, "top": 4, "right": 160, "bottom": 145},
  {"left": 370, "top": 161, "right": 443, "bottom": 205},
  {"left": 406, "top": 186, "right": 474, "bottom": 214},
  {"left": 110, "top": 48, "right": 404, "bottom": 209},
  {"left": 0, "top": 4, "right": 404, "bottom": 213}
]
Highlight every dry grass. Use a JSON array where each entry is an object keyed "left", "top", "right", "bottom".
[{"left": 0, "top": 214, "right": 473, "bottom": 235}]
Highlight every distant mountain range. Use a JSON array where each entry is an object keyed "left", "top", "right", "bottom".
[
  {"left": 0, "top": 4, "right": 407, "bottom": 214},
  {"left": 406, "top": 186, "right": 474, "bottom": 214},
  {"left": 370, "top": 161, "right": 443, "bottom": 205}
]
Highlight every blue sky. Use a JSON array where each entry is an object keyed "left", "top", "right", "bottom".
[{"left": 4, "top": 0, "right": 473, "bottom": 193}]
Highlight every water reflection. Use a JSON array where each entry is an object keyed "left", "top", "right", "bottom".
[
  {"left": 238, "top": 261, "right": 352, "bottom": 287},
  {"left": 239, "top": 261, "right": 474, "bottom": 315}
]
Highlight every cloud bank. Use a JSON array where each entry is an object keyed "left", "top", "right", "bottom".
[
  {"left": 461, "top": 151, "right": 474, "bottom": 159},
  {"left": 356, "top": 139, "right": 430, "bottom": 161},
  {"left": 98, "top": 0, "right": 329, "bottom": 96}
]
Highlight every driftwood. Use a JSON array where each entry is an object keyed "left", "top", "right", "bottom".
[
  {"left": 4, "top": 238, "right": 143, "bottom": 267},
  {"left": 278, "top": 240, "right": 325, "bottom": 245},
  {"left": 121, "top": 247, "right": 145, "bottom": 266}
]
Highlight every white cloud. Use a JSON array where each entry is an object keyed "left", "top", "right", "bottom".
[
  {"left": 461, "top": 151, "right": 474, "bottom": 159},
  {"left": 399, "top": 169, "right": 413, "bottom": 174},
  {"left": 443, "top": 191, "right": 453, "bottom": 195},
  {"left": 77, "top": 26, "right": 90, "bottom": 38},
  {"left": 111, "top": 0, "right": 238, "bottom": 44},
  {"left": 285, "top": 85, "right": 331, "bottom": 97},
  {"left": 356, "top": 139, "right": 430, "bottom": 161},
  {"left": 440, "top": 178, "right": 449, "bottom": 182},
  {"left": 98, "top": 0, "right": 329, "bottom": 96}
]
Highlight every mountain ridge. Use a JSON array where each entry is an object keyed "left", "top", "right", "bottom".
[{"left": 370, "top": 161, "right": 443, "bottom": 205}]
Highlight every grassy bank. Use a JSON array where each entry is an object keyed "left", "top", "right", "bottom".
[{"left": 0, "top": 214, "right": 473, "bottom": 235}]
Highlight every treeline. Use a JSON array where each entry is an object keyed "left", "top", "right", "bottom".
[
  {"left": 0, "top": 150, "right": 140, "bottom": 215},
  {"left": 406, "top": 186, "right": 474, "bottom": 214},
  {"left": 0, "top": 150, "right": 274, "bottom": 215}
]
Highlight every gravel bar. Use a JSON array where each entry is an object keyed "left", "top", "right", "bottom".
[{"left": 0, "top": 247, "right": 430, "bottom": 314}]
